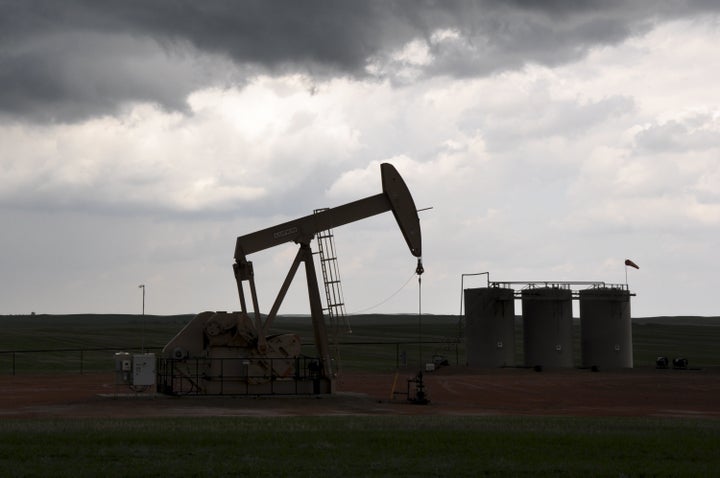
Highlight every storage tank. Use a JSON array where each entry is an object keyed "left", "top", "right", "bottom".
[
  {"left": 579, "top": 287, "right": 633, "bottom": 369},
  {"left": 522, "top": 286, "right": 574, "bottom": 368},
  {"left": 464, "top": 287, "right": 515, "bottom": 367}
]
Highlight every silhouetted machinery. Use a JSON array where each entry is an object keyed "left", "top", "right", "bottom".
[{"left": 161, "top": 163, "right": 422, "bottom": 394}]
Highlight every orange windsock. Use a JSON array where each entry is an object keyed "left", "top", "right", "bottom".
[{"left": 624, "top": 259, "right": 639, "bottom": 269}]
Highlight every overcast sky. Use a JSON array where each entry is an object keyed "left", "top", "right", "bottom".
[{"left": 1, "top": 1, "right": 719, "bottom": 318}]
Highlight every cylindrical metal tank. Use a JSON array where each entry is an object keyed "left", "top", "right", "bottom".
[
  {"left": 464, "top": 287, "right": 515, "bottom": 367},
  {"left": 522, "top": 287, "right": 574, "bottom": 368},
  {"left": 579, "top": 287, "right": 633, "bottom": 369}
]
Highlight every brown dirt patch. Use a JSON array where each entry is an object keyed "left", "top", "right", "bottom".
[{"left": 1, "top": 367, "right": 718, "bottom": 419}]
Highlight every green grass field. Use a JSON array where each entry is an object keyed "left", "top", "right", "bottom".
[{"left": 1, "top": 416, "right": 719, "bottom": 477}]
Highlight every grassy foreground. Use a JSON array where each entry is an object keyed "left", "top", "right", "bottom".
[{"left": 1, "top": 416, "right": 719, "bottom": 477}]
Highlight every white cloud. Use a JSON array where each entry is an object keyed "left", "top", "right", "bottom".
[
  {"left": 392, "top": 39, "right": 433, "bottom": 66},
  {"left": 0, "top": 76, "right": 364, "bottom": 214}
]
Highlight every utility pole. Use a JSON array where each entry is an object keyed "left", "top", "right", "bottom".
[{"left": 138, "top": 284, "right": 145, "bottom": 352}]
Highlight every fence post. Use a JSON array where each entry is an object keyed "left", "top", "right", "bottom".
[
  {"left": 12, "top": 352, "right": 16, "bottom": 376},
  {"left": 80, "top": 349, "right": 84, "bottom": 375}
]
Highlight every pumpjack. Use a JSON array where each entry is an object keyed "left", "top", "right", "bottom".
[{"left": 161, "top": 163, "right": 422, "bottom": 394}]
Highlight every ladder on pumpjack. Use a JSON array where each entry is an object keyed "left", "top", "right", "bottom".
[{"left": 314, "top": 209, "right": 352, "bottom": 373}]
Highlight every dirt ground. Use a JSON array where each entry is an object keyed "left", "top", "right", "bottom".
[{"left": 1, "top": 366, "right": 719, "bottom": 419}]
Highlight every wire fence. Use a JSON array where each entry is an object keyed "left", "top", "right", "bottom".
[
  {"left": 0, "top": 347, "right": 163, "bottom": 376},
  {"left": 0, "top": 341, "right": 462, "bottom": 376}
]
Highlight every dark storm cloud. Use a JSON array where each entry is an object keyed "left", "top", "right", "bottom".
[{"left": 1, "top": 0, "right": 717, "bottom": 121}]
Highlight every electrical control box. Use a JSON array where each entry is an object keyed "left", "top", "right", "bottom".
[
  {"left": 114, "top": 352, "right": 132, "bottom": 384},
  {"left": 132, "top": 353, "right": 156, "bottom": 386}
]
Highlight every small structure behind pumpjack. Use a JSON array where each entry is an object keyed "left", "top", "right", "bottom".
[
  {"left": 159, "top": 163, "right": 422, "bottom": 395},
  {"left": 407, "top": 371, "right": 430, "bottom": 405}
]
